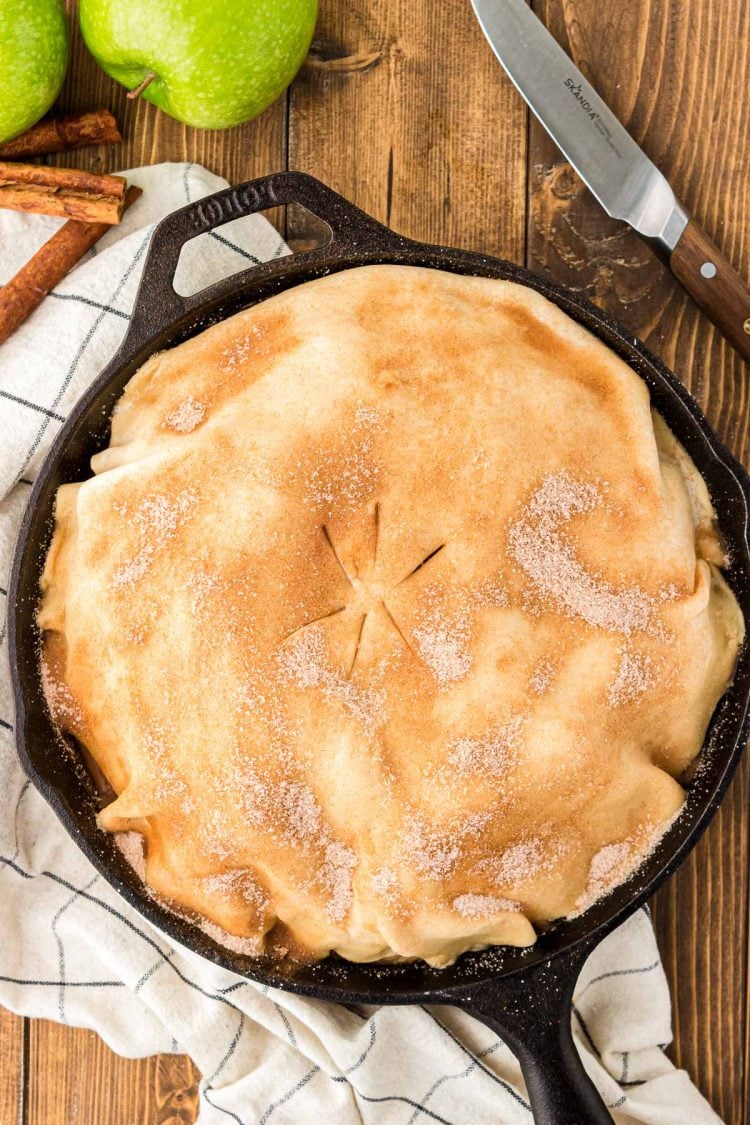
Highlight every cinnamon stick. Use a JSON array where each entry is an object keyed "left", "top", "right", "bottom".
[
  {"left": 0, "top": 162, "right": 127, "bottom": 223},
  {"left": 0, "top": 161, "right": 125, "bottom": 196},
  {"left": 0, "top": 110, "right": 122, "bottom": 160},
  {"left": 0, "top": 185, "right": 142, "bottom": 346}
]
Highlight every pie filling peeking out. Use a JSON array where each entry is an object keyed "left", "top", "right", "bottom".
[{"left": 38, "top": 265, "right": 744, "bottom": 967}]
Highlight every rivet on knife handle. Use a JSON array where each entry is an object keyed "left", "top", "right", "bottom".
[{"left": 668, "top": 220, "right": 750, "bottom": 363}]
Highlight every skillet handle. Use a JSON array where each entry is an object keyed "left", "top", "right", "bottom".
[
  {"left": 125, "top": 171, "right": 402, "bottom": 347},
  {"left": 452, "top": 939, "right": 613, "bottom": 1124}
]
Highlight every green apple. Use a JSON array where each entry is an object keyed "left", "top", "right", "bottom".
[
  {"left": 0, "top": 0, "right": 69, "bottom": 143},
  {"left": 79, "top": 0, "right": 317, "bottom": 130}
]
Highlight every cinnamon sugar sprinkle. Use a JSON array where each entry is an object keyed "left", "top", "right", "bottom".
[
  {"left": 413, "top": 608, "right": 472, "bottom": 685},
  {"left": 480, "top": 836, "right": 567, "bottom": 889},
  {"left": 186, "top": 569, "right": 219, "bottom": 612},
  {"left": 508, "top": 473, "right": 661, "bottom": 635},
  {"left": 82, "top": 405, "right": 697, "bottom": 955},
  {"left": 448, "top": 716, "right": 523, "bottom": 776},
  {"left": 112, "top": 487, "right": 198, "bottom": 588},
  {"left": 165, "top": 396, "right": 206, "bottom": 434},
  {"left": 529, "top": 659, "right": 555, "bottom": 695},
  {"left": 221, "top": 324, "right": 265, "bottom": 370},
  {"left": 277, "top": 625, "right": 387, "bottom": 729},
  {"left": 453, "top": 894, "right": 521, "bottom": 918},
  {"left": 371, "top": 866, "right": 400, "bottom": 909},
  {"left": 141, "top": 724, "right": 196, "bottom": 813},
  {"left": 323, "top": 842, "right": 358, "bottom": 923},
  {"left": 402, "top": 819, "right": 461, "bottom": 880},
  {"left": 402, "top": 812, "right": 489, "bottom": 880},
  {"left": 197, "top": 918, "right": 263, "bottom": 956},
  {"left": 304, "top": 405, "right": 383, "bottom": 511},
  {"left": 576, "top": 841, "right": 631, "bottom": 911},
  {"left": 572, "top": 816, "right": 677, "bottom": 914},
  {"left": 471, "top": 575, "right": 509, "bottom": 608},
  {"left": 370, "top": 867, "right": 408, "bottom": 922},
  {"left": 201, "top": 763, "right": 358, "bottom": 926},
  {"left": 115, "top": 831, "right": 146, "bottom": 880},
  {"left": 201, "top": 870, "right": 269, "bottom": 913},
  {"left": 41, "top": 660, "right": 85, "bottom": 728},
  {"left": 607, "top": 648, "right": 655, "bottom": 706}
]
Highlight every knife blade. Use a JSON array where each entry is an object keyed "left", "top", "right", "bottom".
[{"left": 471, "top": 0, "right": 750, "bottom": 362}]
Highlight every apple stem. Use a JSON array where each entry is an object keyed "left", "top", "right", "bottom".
[{"left": 127, "top": 72, "right": 157, "bottom": 101}]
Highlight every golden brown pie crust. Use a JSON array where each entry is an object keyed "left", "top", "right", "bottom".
[{"left": 38, "top": 265, "right": 743, "bottom": 965}]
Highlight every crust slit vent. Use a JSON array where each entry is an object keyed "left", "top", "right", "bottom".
[{"left": 396, "top": 543, "right": 446, "bottom": 585}]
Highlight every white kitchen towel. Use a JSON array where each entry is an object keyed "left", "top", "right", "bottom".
[{"left": 0, "top": 162, "right": 721, "bottom": 1125}]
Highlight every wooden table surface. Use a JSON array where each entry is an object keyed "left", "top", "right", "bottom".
[{"left": 2, "top": 1, "right": 749, "bottom": 1121}]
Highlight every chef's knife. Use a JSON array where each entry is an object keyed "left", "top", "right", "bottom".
[{"left": 471, "top": 0, "right": 750, "bottom": 363}]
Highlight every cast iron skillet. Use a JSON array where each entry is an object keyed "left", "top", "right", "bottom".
[{"left": 9, "top": 172, "right": 750, "bottom": 1124}]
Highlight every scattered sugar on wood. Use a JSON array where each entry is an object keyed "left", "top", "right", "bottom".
[
  {"left": 115, "top": 831, "right": 146, "bottom": 880},
  {"left": 165, "top": 396, "right": 206, "bottom": 433},
  {"left": 607, "top": 648, "right": 654, "bottom": 706},
  {"left": 453, "top": 894, "right": 521, "bottom": 918},
  {"left": 508, "top": 473, "right": 660, "bottom": 635}
]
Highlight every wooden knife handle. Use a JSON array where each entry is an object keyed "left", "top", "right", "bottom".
[{"left": 669, "top": 219, "right": 750, "bottom": 362}]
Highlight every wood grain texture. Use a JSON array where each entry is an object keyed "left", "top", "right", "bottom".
[
  {"left": 0, "top": 1007, "right": 24, "bottom": 1125},
  {"left": 528, "top": 0, "right": 750, "bottom": 457},
  {"left": 12, "top": 6, "right": 285, "bottom": 1125},
  {"left": 528, "top": 2, "right": 750, "bottom": 1120},
  {"left": 26, "top": 1022, "right": 199, "bottom": 1125},
  {"left": 2, "top": 0, "right": 748, "bottom": 1121},
  {"left": 669, "top": 219, "right": 750, "bottom": 363},
  {"left": 288, "top": 0, "right": 528, "bottom": 258}
]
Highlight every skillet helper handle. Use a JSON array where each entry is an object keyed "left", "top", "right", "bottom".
[
  {"left": 453, "top": 941, "right": 612, "bottom": 1124},
  {"left": 126, "top": 171, "right": 399, "bottom": 346},
  {"left": 668, "top": 219, "right": 750, "bottom": 363}
]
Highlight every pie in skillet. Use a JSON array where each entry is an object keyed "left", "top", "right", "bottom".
[{"left": 38, "top": 265, "right": 744, "bottom": 966}]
